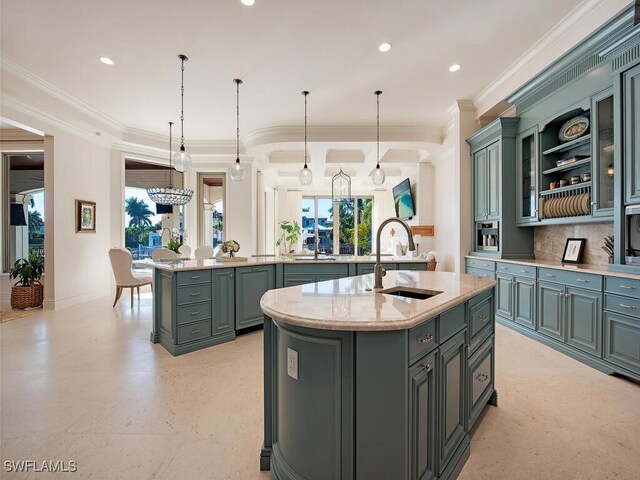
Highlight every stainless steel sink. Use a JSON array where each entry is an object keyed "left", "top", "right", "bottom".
[{"left": 380, "top": 287, "right": 442, "bottom": 300}]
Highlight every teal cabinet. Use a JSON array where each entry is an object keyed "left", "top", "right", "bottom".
[
  {"left": 514, "top": 277, "right": 536, "bottom": 329},
  {"left": 437, "top": 330, "right": 467, "bottom": 477},
  {"left": 495, "top": 274, "right": 514, "bottom": 320},
  {"left": 566, "top": 286, "right": 602, "bottom": 357},
  {"left": 473, "top": 148, "right": 488, "bottom": 221},
  {"left": 356, "top": 263, "right": 397, "bottom": 275},
  {"left": 603, "top": 311, "right": 640, "bottom": 374},
  {"left": 496, "top": 264, "right": 536, "bottom": 330},
  {"left": 487, "top": 142, "right": 500, "bottom": 220},
  {"left": 467, "top": 291, "right": 494, "bottom": 354},
  {"left": 212, "top": 269, "right": 235, "bottom": 335},
  {"left": 467, "top": 335, "right": 495, "bottom": 430},
  {"left": 624, "top": 64, "right": 640, "bottom": 204},
  {"left": 515, "top": 126, "right": 538, "bottom": 224},
  {"left": 283, "top": 263, "right": 349, "bottom": 287},
  {"left": 591, "top": 88, "right": 615, "bottom": 216},
  {"left": 408, "top": 351, "right": 437, "bottom": 480},
  {"left": 235, "top": 265, "right": 275, "bottom": 330},
  {"left": 537, "top": 281, "right": 565, "bottom": 341}
]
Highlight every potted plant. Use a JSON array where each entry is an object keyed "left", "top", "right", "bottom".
[
  {"left": 9, "top": 250, "right": 45, "bottom": 309},
  {"left": 276, "top": 220, "right": 301, "bottom": 255},
  {"left": 166, "top": 228, "right": 182, "bottom": 253}
]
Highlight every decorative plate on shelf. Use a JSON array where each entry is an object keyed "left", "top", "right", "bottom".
[{"left": 558, "top": 116, "right": 589, "bottom": 141}]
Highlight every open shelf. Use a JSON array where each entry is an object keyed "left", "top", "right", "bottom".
[
  {"left": 542, "top": 134, "right": 591, "bottom": 156},
  {"left": 542, "top": 158, "right": 591, "bottom": 175},
  {"left": 539, "top": 181, "right": 591, "bottom": 196}
]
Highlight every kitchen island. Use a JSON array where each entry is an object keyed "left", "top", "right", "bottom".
[
  {"left": 259, "top": 270, "right": 497, "bottom": 480},
  {"left": 148, "top": 256, "right": 431, "bottom": 356}
]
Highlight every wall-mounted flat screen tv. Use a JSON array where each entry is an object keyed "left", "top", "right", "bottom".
[
  {"left": 392, "top": 178, "right": 415, "bottom": 220},
  {"left": 156, "top": 203, "right": 173, "bottom": 214}
]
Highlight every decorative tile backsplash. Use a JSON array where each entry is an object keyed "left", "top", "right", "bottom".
[{"left": 534, "top": 222, "right": 614, "bottom": 265}]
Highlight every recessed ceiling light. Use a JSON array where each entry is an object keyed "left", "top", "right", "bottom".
[
  {"left": 99, "top": 56, "right": 114, "bottom": 65},
  {"left": 378, "top": 42, "right": 392, "bottom": 53},
  {"left": 241, "top": 0, "right": 255, "bottom": 6},
  {"left": 449, "top": 63, "right": 461, "bottom": 72}
]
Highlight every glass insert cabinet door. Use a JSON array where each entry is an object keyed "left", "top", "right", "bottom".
[
  {"left": 516, "top": 126, "right": 538, "bottom": 224},
  {"left": 592, "top": 89, "right": 614, "bottom": 216}
]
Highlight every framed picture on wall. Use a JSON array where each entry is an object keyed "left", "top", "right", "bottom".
[
  {"left": 76, "top": 200, "right": 96, "bottom": 233},
  {"left": 562, "top": 238, "right": 586, "bottom": 264}
]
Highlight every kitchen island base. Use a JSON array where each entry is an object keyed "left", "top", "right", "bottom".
[{"left": 260, "top": 281, "right": 497, "bottom": 480}]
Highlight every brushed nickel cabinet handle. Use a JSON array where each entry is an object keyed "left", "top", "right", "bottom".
[
  {"left": 620, "top": 303, "right": 636, "bottom": 310},
  {"left": 545, "top": 273, "right": 556, "bottom": 278},
  {"left": 484, "top": 263, "right": 491, "bottom": 267},
  {"left": 476, "top": 373, "right": 489, "bottom": 382},
  {"left": 519, "top": 269, "right": 528, "bottom": 273},
  {"left": 421, "top": 363, "right": 433, "bottom": 373},
  {"left": 619, "top": 285, "right": 637, "bottom": 290},
  {"left": 478, "top": 315, "right": 489, "bottom": 323},
  {"left": 191, "top": 275, "right": 201, "bottom": 279},
  {"left": 252, "top": 267, "right": 259, "bottom": 271},
  {"left": 190, "top": 292, "right": 201, "bottom": 297},
  {"left": 229, "top": 273, "right": 233, "bottom": 278},
  {"left": 500, "top": 266, "right": 507, "bottom": 270},
  {"left": 465, "top": 344, "right": 471, "bottom": 351},
  {"left": 417, "top": 334, "right": 434, "bottom": 344},
  {"left": 191, "top": 310, "right": 200, "bottom": 316},
  {"left": 191, "top": 329, "right": 201, "bottom": 335},
  {"left": 575, "top": 278, "right": 589, "bottom": 283}
]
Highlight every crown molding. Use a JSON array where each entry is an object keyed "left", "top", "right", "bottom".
[
  {"left": 0, "top": 55, "right": 125, "bottom": 134},
  {"left": 122, "top": 127, "right": 237, "bottom": 154}
]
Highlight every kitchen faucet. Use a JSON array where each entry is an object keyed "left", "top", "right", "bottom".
[
  {"left": 374, "top": 217, "right": 415, "bottom": 289},
  {"left": 314, "top": 230, "right": 319, "bottom": 260}
]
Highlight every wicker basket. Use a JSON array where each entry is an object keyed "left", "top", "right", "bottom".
[
  {"left": 426, "top": 261, "right": 437, "bottom": 271},
  {"left": 10, "top": 281, "right": 44, "bottom": 310}
]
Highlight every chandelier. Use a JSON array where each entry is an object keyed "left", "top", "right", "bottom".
[
  {"left": 332, "top": 168, "right": 351, "bottom": 203},
  {"left": 147, "top": 121, "right": 194, "bottom": 206}
]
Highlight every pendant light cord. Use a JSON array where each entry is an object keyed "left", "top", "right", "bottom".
[
  {"left": 303, "top": 91, "right": 309, "bottom": 168},
  {"left": 179, "top": 56, "right": 186, "bottom": 150},
  {"left": 375, "top": 90, "right": 382, "bottom": 169},
  {"left": 235, "top": 79, "right": 241, "bottom": 163},
  {"left": 168, "top": 122, "right": 174, "bottom": 188}
]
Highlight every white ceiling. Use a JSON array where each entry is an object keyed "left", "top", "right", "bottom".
[{"left": 1, "top": 0, "right": 586, "bottom": 142}]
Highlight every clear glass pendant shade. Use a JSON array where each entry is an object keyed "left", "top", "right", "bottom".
[
  {"left": 371, "top": 166, "right": 386, "bottom": 185},
  {"left": 229, "top": 160, "right": 247, "bottom": 181},
  {"left": 172, "top": 147, "right": 192, "bottom": 172},
  {"left": 299, "top": 165, "right": 313, "bottom": 186}
]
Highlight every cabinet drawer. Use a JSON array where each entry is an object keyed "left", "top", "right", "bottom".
[
  {"left": 468, "top": 293, "right": 493, "bottom": 353},
  {"left": 177, "top": 319, "right": 211, "bottom": 344},
  {"left": 496, "top": 262, "right": 535, "bottom": 278},
  {"left": 284, "top": 263, "right": 349, "bottom": 276},
  {"left": 177, "top": 301, "right": 211, "bottom": 325},
  {"left": 466, "top": 258, "right": 495, "bottom": 271},
  {"left": 538, "top": 268, "right": 602, "bottom": 291},
  {"left": 467, "top": 336, "right": 494, "bottom": 430},
  {"left": 604, "top": 312, "right": 640, "bottom": 375},
  {"left": 466, "top": 266, "right": 495, "bottom": 279},
  {"left": 439, "top": 304, "right": 466, "bottom": 343},
  {"left": 356, "top": 263, "right": 397, "bottom": 275},
  {"left": 408, "top": 318, "right": 438, "bottom": 365},
  {"left": 177, "top": 284, "right": 212, "bottom": 305},
  {"left": 176, "top": 270, "right": 211, "bottom": 286},
  {"left": 605, "top": 276, "right": 640, "bottom": 298},
  {"left": 604, "top": 294, "right": 640, "bottom": 318},
  {"left": 399, "top": 263, "right": 427, "bottom": 271}
]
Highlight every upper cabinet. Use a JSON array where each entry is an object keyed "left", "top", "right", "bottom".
[
  {"left": 515, "top": 126, "right": 538, "bottom": 224},
  {"left": 473, "top": 142, "right": 500, "bottom": 222},
  {"left": 592, "top": 88, "right": 615, "bottom": 216},
  {"left": 624, "top": 64, "right": 640, "bottom": 205}
]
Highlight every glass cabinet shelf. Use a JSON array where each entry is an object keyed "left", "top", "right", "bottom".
[
  {"left": 542, "top": 158, "right": 591, "bottom": 175},
  {"left": 542, "top": 134, "right": 591, "bottom": 156}
]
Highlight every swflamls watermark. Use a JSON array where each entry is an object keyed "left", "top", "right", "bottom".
[{"left": 4, "top": 460, "right": 78, "bottom": 473}]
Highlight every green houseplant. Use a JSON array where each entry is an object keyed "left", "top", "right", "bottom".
[
  {"left": 9, "top": 250, "right": 45, "bottom": 309},
  {"left": 276, "top": 220, "right": 301, "bottom": 255}
]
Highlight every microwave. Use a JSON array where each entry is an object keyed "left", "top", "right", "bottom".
[{"left": 626, "top": 205, "right": 640, "bottom": 265}]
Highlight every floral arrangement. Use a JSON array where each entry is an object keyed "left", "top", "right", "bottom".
[
  {"left": 221, "top": 239, "right": 240, "bottom": 257},
  {"left": 426, "top": 250, "right": 438, "bottom": 263},
  {"left": 166, "top": 228, "right": 182, "bottom": 253}
]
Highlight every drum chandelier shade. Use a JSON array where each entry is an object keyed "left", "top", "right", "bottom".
[
  {"left": 332, "top": 168, "right": 351, "bottom": 203},
  {"left": 298, "top": 91, "right": 313, "bottom": 186},
  {"left": 229, "top": 78, "right": 247, "bottom": 181},
  {"left": 172, "top": 54, "right": 192, "bottom": 173},
  {"left": 147, "top": 121, "right": 194, "bottom": 206},
  {"left": 371, "top": 90, "right": 386, "bottom": 186}
]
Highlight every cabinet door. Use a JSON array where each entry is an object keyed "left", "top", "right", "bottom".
[
  {"left": 473, "top": 149, "right": 488, "bottom": 221},
  {"left": 212, "top": 269, "right": 235, "bottom": 336},
  {"left": 467, "top": 336, "right": 494, "bottom": 431},
  {"left": 495, "top": 274, "right": 514, "bottom": 320},
  {"left": 566, "top": 287, "right": 602, "bottom": 357},
  {"left": 624, "top": 64, "right": 640, "bottom": 204},
  {"left": 409, "top": 351, "right": 437, "bottom": 480},
  {"left": 514, "top": 276, "right": 536, "bottom": 330},
  {"left": 437, "top": 331, "right": 467, "bottom": 477},
  {"left": 284, "top": 274, "right": 315, "bottom": 287},
  {"left": 516, "top": 126, "right": 538, "bottom": 224},
  {"left": 537, "top": 281, "right": 564, "bottom": 341},
  {"left": 604, "top": 311, "right": 640, "bottom": 375},
  {"left": 591, "top": 89, "right": 614, "bottom": 216},
  {"left": 235, "top": 265, "right": 275, "bottom": 330},
  {"left": 487, "top": 142, "right": 501, "bottom": 220}
]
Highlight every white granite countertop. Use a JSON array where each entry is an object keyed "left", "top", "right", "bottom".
[
  {"left": 466, "top": 255, "right": 640, "bottom": 279},
  {"left": 146, "top": 255, "right": 431, "bottom": 272},
  {"left": 260, "top": 271, "right": 495, "bottom": 331}
]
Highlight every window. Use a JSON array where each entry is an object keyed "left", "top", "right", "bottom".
[
  {"left": 198, "top": 174, "right": 225, "bottom": 248},
  {"left": 302, "top": 196, "right": 373, "bottom": 255}
]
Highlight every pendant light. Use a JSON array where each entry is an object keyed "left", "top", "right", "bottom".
[
  {"left": 299, "top": 90, "right": 312, "bottom": 186},
  {"left": 229, "top": 78, "right": 247, "bottom": 181},
  {"left": 147, "top": 122, "right": 194, "bottom": 205},
  {"left": 172, "top": 54, "right": 192, "bottom": 173},
  {"left": 332, "top": 168, "right": 351, "bottom": 203},
  {"left": 371, "top": 90, "right": 386, "bottom": 185}
]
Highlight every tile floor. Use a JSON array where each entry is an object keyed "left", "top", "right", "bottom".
[{"left": 1, "top": 289, "right": 638, "bottom": 479}]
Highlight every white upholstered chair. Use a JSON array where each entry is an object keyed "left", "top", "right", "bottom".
[
  {"left": 178, "top": 244, "right": 192, "bottom": 258},
  {"left": 151, "top": 248, "right": 179, "bottom": 261},
  {"left": 194, "top": 245, "right": 214, "bottom": 260},
  {"left": 108, "top": 248, "right": 153, "bottom": 308}
]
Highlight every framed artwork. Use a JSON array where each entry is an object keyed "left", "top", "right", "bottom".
[
  {"left": 76, "top": 200, "right": 96, "bottom": 233},
  {"left": 562, "top": 238, "right": 585, "bottom": 264}
]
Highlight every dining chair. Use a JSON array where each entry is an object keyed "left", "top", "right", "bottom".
[
  {"left": 178, "top": 244, "right": 192, "bottom": 258},
  {"left": 194, "top": 245, "right": 214, "bottom": 260},
  {"left": 108, "top": 248, "right": 153, "bottom": 308},
  {"left": 151, "top": 248, "right": 179, "bottom": 261}
]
